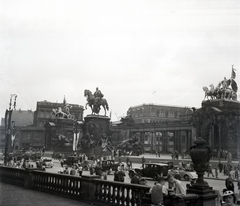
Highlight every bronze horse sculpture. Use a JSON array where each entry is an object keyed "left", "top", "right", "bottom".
[{"left": 84, "top": 89, "right": 109, "bottom": 115}]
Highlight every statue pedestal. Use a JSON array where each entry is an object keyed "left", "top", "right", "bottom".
[
  {"left": 81, "top": 115, "right": 111, "bottom": 156},
  {"left": 194, "top": 99, "right": 240, "bottom": 158}
]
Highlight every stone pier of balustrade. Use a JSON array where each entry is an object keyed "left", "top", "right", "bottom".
[{"left": 80, "top": 175, "right": 101, "bottom": 202}]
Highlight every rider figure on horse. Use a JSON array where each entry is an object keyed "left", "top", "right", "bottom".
[
  {"left": 94, "top": 87, "right": 104, "bottom": 111},
  {"left": 94, "top": 87, "right": 104, "bottom": 98}
]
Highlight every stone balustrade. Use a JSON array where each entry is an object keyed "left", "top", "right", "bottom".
[{"left": 0, "top": 166, "right": 207, "bottom": 206}]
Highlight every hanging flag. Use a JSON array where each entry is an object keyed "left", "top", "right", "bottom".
[
  {"left": 75, "top": 132, "right": 80, "bottom": 150},
  {"left": 11, "top": 134, "right": 15, "bottom": 146},
  {"left": 231, "top": 66, "right": 236, "bottom": 79},
  {"left": 73, "top": 133, "right": 76, "bottom": 151}
]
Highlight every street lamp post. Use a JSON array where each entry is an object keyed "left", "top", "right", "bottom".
[{"left": 4, "top": 94, "right": 17, "bottom": 166}]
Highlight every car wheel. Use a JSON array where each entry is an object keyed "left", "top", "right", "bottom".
[
  {"left": 184, "top": 175, "right": 190, "bottom": 181},
  {"left": 153, "top": 174, "right": 159, "bottom": 181}
]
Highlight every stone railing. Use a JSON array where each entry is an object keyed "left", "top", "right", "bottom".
[
  {"left": 93, "top": 178, "right": 150, "bottom": 205},
  {"left": 0, "top": 166, "right": 202, "bottom": 206}
]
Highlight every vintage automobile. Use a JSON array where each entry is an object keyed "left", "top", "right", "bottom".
[
  {"left": 159, "top": 161, "right": 174, "bottom": 170},
  {"left": 42, "top": 158, "right": 54, "bottom": 168},
  {"left": 101, "top": 160, "right": 120, "bottom": 174},
  {"left": 129, "top": 163, "right": 169, "bottom": 180},
  {"left": 80, "top": 160, "right": 95, "bottom": 171},
  {"left": 62, "top": 156, "right": 79, "bottom": 167},
  {"left": 169, "top": 166, "right": 197, "bottom": 181}
]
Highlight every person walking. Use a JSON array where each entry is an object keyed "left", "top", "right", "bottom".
[
  {"left": 207, "top": 164, "right": 214, "bottom": 177},
  {"left": 235, "top": 167, "right": 239, "bottom": 180},
  {"left": 215, "top": 167, "right": 218, "bottom": 178},
  {"left": 78, "top": 165, "right": 83, "bottom": 177},
  {"left": 218, "top": 160, "right": 223, "bottom": 173},
  {"left": 142, "top": 156, "right": 145, "bottom": 168}
]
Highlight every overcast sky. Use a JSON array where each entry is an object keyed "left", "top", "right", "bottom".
[{"left": 1, "top": 0, "right": 240, "bottom": 121}]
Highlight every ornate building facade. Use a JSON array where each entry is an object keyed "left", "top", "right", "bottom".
[
  {"left": 111, "top": 104, "right": 194, "bottom": 154},
  {"left": 0, "top": 99, "right": 84, "bottom": 151}
]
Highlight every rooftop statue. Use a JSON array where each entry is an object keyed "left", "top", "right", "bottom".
[
  {"left": 203, "top": 66, "right": 238, "bottom": 101},
  {"left": 51, "top": 97, "right": 73, "bottom": 119},
  {"left": 84, "top": 88, "right": 109, "bottom": 115}
]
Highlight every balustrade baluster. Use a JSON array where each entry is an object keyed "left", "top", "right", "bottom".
[
  {"left": 116, "top": 186, "right": 121, "bottom": 205},
  {"left": 135, "top": 189, "right": 141, "bottom": 205},
  {"left": 107, "top": 184, "right": 112, "bottom": 204},
  {"left": 99, "top": 182, "right": 103, "bottom": 201},
  {"left": 130, "top": 188, "right": 136, "bottom": 206},
  {"left": 94, "top": 182, "right": 99, "bottom": 200},
  {"left": 111, "top": 185, "right": 116, "bottom": 205},
  {"left": 125, "top": 188, "right": 130, "bottom": 206},
  {"left": 103, "top": 184, "right": 107, "bottom": 203},
  {"left": 120, "top": 187, "right": 125, "bottom": 205}
]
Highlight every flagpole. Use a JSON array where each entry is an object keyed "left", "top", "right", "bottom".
[{"left": 4, "top": 94, "right": 17, "bottom": 166}]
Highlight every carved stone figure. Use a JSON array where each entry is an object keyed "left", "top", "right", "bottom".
[
  {"left": 84, "top": 89, "right": 109, "bottom": 115},
  {"left": 52, "top": 105, "right": 73, "bottom": 119}
]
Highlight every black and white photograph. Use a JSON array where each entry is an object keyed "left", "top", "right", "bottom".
[{"left": 0, "top": 0, "right": 240, "bottom": 205}]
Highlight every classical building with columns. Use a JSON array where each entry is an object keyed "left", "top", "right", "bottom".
[{"left": 111, "top": 104, "right": 195, "bottom": 154}]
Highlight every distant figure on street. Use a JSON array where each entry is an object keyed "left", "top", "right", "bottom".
[
  {"left": 142, "top": 156, "right": 145, "bottom": 168},
  {"left": 78, "top": 165, "right": 83, "bottom": 176},
  {"left": 218, "top": 161, "right": 223, "bottom": 173},
  {"left": 215, "top": 167, "right": 218, "bottom": 178},
  {"left": 207, "top": 164, "right": 214, "bottom": 177}
]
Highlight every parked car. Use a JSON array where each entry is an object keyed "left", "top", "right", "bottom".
[
  {"left": 159, "top": 161, "right": 174, "bottom": 170},
  {"left": 169, "top": 166, "right": 197, "bottom": 181},
  {"left": 129, "top": 163, "right": 169, "bottom": 180},
  {"left": 62, "top": 156, "right": 79, "bottom": 167},
  {"left": 80, "top": 160, "right": 95, "bottom": 171},
  {"left": 42, "top": 158, "right": 54, "bottom": 168},
  {"left": 101, "top": 160, "right": 120, "bottom": 174}
]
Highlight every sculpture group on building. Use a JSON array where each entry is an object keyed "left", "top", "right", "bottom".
[
  {"left": 84, "top": 87, "right": 109, "bottom": 115},
  {"left": 52, "top": 99, "right": 73, "bottom": 119},
  {"left": 203, "top": 66, "right": 238, "bottom": 101}
]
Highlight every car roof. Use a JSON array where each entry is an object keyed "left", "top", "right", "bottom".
[
  {"left": 145, "top": 163, "right": 168, "bottom": 166},
  {"left": 43, "top": 158, "right": 52, "bottom": 161}
]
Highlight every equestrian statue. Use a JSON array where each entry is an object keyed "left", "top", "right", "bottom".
[
  {"left": 203, "top": 66, "right": 238, "bottom": 101},
  {"left": 84, "top": 87, "right": 109, "bottom": 115}
]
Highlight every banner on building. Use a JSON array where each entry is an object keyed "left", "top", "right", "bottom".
[{"left": 11, "top": 134, "right": 15, "bottom": 146}]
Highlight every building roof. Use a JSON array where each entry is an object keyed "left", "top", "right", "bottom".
[{"left": 128, "top": 103, "right": 192, "bottom": 110}]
